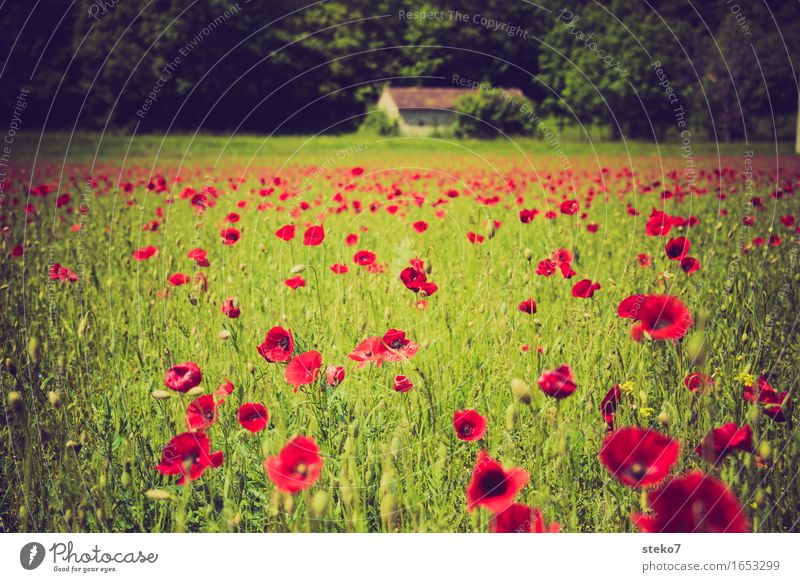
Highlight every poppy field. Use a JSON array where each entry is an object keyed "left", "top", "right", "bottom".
[{"left": 1, "top": 137, "right": 799, "bottom": 533}]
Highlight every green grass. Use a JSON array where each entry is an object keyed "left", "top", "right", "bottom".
[{"left": 1, "top": 134, "right": 798, "bottom": 532}]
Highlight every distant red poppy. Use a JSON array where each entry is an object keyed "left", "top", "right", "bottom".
[
  {"left": 275, "top": 224, "right": 296, "bottom": 241},
  {"left": 49, "top": 263, "right": 79, "bottom": 283},
  {"left": 187, "top": 247, "right": 209, "bottom": 267},
  {"left": 466, "top": 450, "right": 529, "bottom": 513},
  {"left": 617, "top": 294, "right": 693, "bottom": 342},
  {"left": 238, "top": 402, "right": 269, "bottom": 432},
  {"left": 632, "top": 471, "right": 749, "bottom": 532},
  {"left": 453, "top": 410, "right": 487, "bottom": 441},
  {"left": 225, "top": 212, "right": 240, "bottom": 223},
  {"left": 220, "top": 227, "right": 240, "bottom": 245},
  {"left": 600, "top": 384, "right": 622, "bottom": 429},
  {"left": 696, "top": 423, "right": 753, "bottom": 464},
  {"left": 552, "top": 248, "right": 573, "bottom": 264},
  {"left": 257, "top": 326, "right": 294, "bottom": 363},
  {"left": 683, "top": 372, "right": 713, "bottom": 393},
  {"left": 351, "top": 166, "right": 364, "bottom": 176},
  {"left": 560, "top": 199, "right": 579, "bottom": 215},
  {"left": 325, "top": 365, "right": 345, "bottom": 386},
  {"left": 467, "top": 231, "right": 484, "bottom": 244},
  {"left": 221, "top": 297, "right": 240, "bottom": 318},
  {"left": 353, "top": 250, "right": 376, "bottom": 266},
  {"left": 168, "top": 273, "right": 190, "bottom": 286},
  {"left": 164, "top": 362, "right": 202, "bottom": 392},
  {"left": 10, "top": 244, "right": 24, "bottom": 257},
  {"left": 537, "top": 364, "right": 577, "bottom": 399},
  {"left": 345, "top": 233, "right": 358, "bottom": 245},
  {"left": 743, "top": 376, "right": 792, "bottom": 422},
  {"left": 572, "top": 279, "right": 601, "bottom": 298},
  {"left": 303, "top": 225, "right": 325, "bottom": 246},
  {"left": 519, "top": 209, "right": 538, "bottom": 223},
  {"left": 599, "top": 427, "right": 679, "bottom": 488},
  {"left": 215, "top": 378, "right": 235, "bottom": 400},
  {"left": 645, "top": 208, "right": 673, "bottom": 237},
  {"left": 285, "top": 350, "right": 322, "bottom": 391},
  {"left": 154, "top": 432, "right": 223, "bottom": 485},
  {"left": 264, "top": 435, "right": 323, "bottom": 494},
  {"left": 518, "top": 298, "right": 536, "bottom": 314},
  {"left": 680, "top": 256, "right": 701, "bottom": 275},
  {"left": 665, "top": 237, "right": 691, "bottom": 260},
  {"left": 380, "top": 328, "right": 418, "bottom": 362},
  {"left": 185, "top": 394, "right": 219, "bottom": 431},
  {"left": 413, "top": 221, "right": 428, "bottom": 233},
  {"left": 490, "top": 504, "right": 560, "bottom": 533},
  {"left": 284, "top": 276, "right": 306, "bottom": 289},
  {"left": 393, "top": 375, "right": 413, "bottom": 392},
  {"left": 132, "top": 246, "right": 158, "bottom": 261},
  {"left": 330, "top": 263, "right": 348, "bottom": 274},
  {"left": 349, "top": 336, "right": 384, "bottom": 368},
  {"left": 536, "top": 259, "right": 556, "bottom": 276},
  {"left": 637, "top": 253, "right": 651, "bottom": 267}
]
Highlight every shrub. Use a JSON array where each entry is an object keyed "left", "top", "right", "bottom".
[{"left": 453, "top": 89, "right": 535, "bottom": 138}]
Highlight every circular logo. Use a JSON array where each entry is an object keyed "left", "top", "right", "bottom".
[{"left": 20, "top": 542, "right": 46, "bottom": 570}]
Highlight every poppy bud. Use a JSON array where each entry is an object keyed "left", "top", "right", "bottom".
[
  {"left": 658, "top": 410, "right": 670, "bottom": 426},
  {"left": 151, "top": 390, "right": 172, "bottom": 400},
  {"left": 390, "top": 435, "right": 402, "bottom": 459},
  {"left": 145, "top": 489, "right": 173, "bottom": 501},
  {"left": 310, "top": 490, "right": 329, "bottom": 519},
  {"left": 283, "top": 494, "right": 294, "bottom": 513},
  {"left": 77, "top": 313, "right": 90, "bottom": 337},
  {"left": 685, "top": 332, "right": 708, "bottom": 366},
  {"left": 759, "top": 441, "right": 771, "bottom": 461},
  {"left": 380, "top": 493, "right": 399, "bottom": 530},
  {"left": 65, "top": 439, "right": 82, "bottom": 453},
  {"left": 754, "top": 488, "right": 765, "bottom": 505},
  {"left": 247, "top": 362, "right": 256, "bottom": 375},
  {"left": 486, "top": 222, "right": 496, "bottom": 239},
  {"left": 48, "top": 391, "right": 61, "bottom": 408},
  {"left": 510, "top": 378, "right": 532, "bottom": 404},
  {"left": 218, "top": 329, "right": 231, "bottom": 340},
  {"left": 19, "top": 504, "right": 28, "bottom": 521},
  {"left": 98, "top": 473, "right": 107, "bottom": 490},
  {"left": 28, "top": 337, "right": 41, "bottom": 366},
  {"left": 524, "top": 248, "right": 533, "bottom": 261},
  {"left": 121, "top": 470, "right": 131, "bottom": 488},
  {"left": 188, "top": 294, "right": 198, "bottom": 305},
  {"left": 239, "top": 263, "right": 247, "bottom": 272},
  {"left": 8, "top": 391, "right": 24, "bottom": 416},
  {"left": 4, "top": 358, "right": 17, "bottom": 375},
  {"left": 425, "top": 261, "right": 433, "bottom": 275},
  {"left": 259, "top": 243, "right": 266, "bottom": 253},
  {"left": 185, "top": 386, "right": 205, "bottom": 397},
  {"left": 505, "top": 403, "right": 518, "bottom": 430},
  {"left": 289, "top": 264, "right": 305, "bottom": 274},
  {"left": 748, "top": 405, "right": 760, "bottom": 423}
]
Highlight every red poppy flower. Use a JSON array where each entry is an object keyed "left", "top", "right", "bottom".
[
  {"left": 215, "top": 378, "right": 235, "bottom": 400},
  {"left": 380, "top": 328, "right": 418, "bottom": 362},
  {"left": 519, "top": 209, "right": 538, "bottom": 224},
  {"left": 238, "top": 402, "right": 269, "bottom": 432},
  {"left": 535, "top": 259, "right": 556, "bottom": 276},
  {"left": 284, "top": 276, "right": 306, "bottom": 289},
  {"left": 264, "top": 435, "right": 323, "bottom": 494},
  {"left": 154, "top": 432, "right": 223, "bottom": 485},
  {"left": 221, "top": 297, "right": 240, "bottom": 318},
  {"left": 683, "top": 372, "right": 713, "bottom": 393},
  {"left": 490, "top": 504, "right": 560, "bottom": 533},
  {"left": 645, "top": 208, "right": 673, "bottom": 237},
  {"left": 187, "top": 247, "right": 209, "bottom": 267},
  {"left": 665, "top": 237, "right": 691, "bottom": 260},
  {"left": 275, "top": 224, "right": 295, "bottom": 241},
  {"left": 518, "top": 298, "right": 536, "bottom": 314},
  {"left": 345, "top": 233, "right": 358, "bottom": 245},
  {"left": 467, "top": 231, "right": 484, "bottom": 244},
  {"left": 572, "top": 279, "right": 601, "bottom": 298},
  {"left": 185, "top": 394, "right": 219, "bottom": 431},
  {"left": 680, "top": 256, "right": 700, "bottom": 275},
  {"left": 257, "top": 326, "right": 294, "bottom": 363},
  {"left": 400, "top": 266, "right": 426, "bottom": 292},
  {"left": 637, "top": 253, "right": 651, "bottom": 267},
  {"left": 353, "top": 250, "right": 376, "bottom": 266},
  {"left": 599, "top": 427, "right": 680, "bottom": 488},
  {"left": 349, "top": 336, "right": 384, "bottom": 368},
  {"left": 325, "top": 365, "right": 345, "bottom": 386},
  {"left": 164, "top": 362, "right": 202, "bottom": 392},
  {"left": 285, "top": 351, "right": 322, "bottom": 391},
  {"left": 330, "top": 263, "right": 348, "bottom": 274},
  {"left": 132, "top": 246, "right": 158, "bottom": 261},
  {"left": 600, "top": 384, "right": 622, "bottom": 429},
  {"left": 743, "top": 376, "right": 792, "bottom": 422},
  {"left": 413, "top": 221, "right": 428, "bottom": 233},
  {"left": 303, "top": 225, "right": 325, "bottom": 246},
  {"left": 220, "top": 227, "right": 240, "bottom": 245},
  {"left": 537, "top": 364, "right": 577, "bottom": 399},
  {"left": 559, "top": 262, "right": 576, "bottom": 279},
  {"left": 696, "top": 423, "right": 753, "bottom": 464},
  {"left": 168, "top": 272, "right": 191, "bottom": 286},
  {"left": 617, "top": 294, "right": 693, "bottom": 342},
  {"left": 49, "top": 263, "right": 79, "bottom": 283},
  {"left": 559, "top": 199, "right": 579, "bottom": 215},
  {"left": 632, "top": 471, "right": 749, "bottom": 532},
  {"left": 393, "top": 375, "right": 413, "bottom": 392},
  {"left": 466, "top": 450, "right": 529, "bottom": 513},
  {"left": 552, "top": 248, "right": 573, "bottom": 264},
  {"left": 10, "top": 244, "right": 24, "bottom": 257},
  {"left": 453, "top": 410, "right": 487, "bottom": 442},
  {"left": 351, "top": 166, "right": 364, "bottom": 176}
]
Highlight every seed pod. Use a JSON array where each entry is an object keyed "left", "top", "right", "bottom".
[
  {"left": 310, "top": 490, "right": 329, "bottom": 519},
  {"left": 48, "top": 391, "right": 61, "bottom": 408},
  {"left": 185, "top": 386, "right": 205, "bottom": 397},
  {"left": 8, "top": 391, "right": 24, "bottom": 416},
  {"left": 510, "top": 378, "right": 532, "bottom": 405},
  {"left": 758, "top": 441, "right": 771, "bottom": 461},
  {"left": 658, "top": 410, "right": 670, "bottom": 426},
  {"left": 505, "top": 403, "right": 518, "bottom": 430},
  {"left": 28, "top": 337, "right": 41, "bottom": 366},
  {"left": 151, "top": 390, "right": 172, "bottom": 400},
  {"left": 218, "top": 329, "right": 231, "bottom": 340},
  {"left": 145, "top": 489, "right": 173, "bottom": 501},
  {"left": 523, "top": 248, "right": 533, "bottom": 261},
  {"left": 4, "top": 358, "right": 17, "bottom": 376},
  {"left": 247, "top": 362, "right": 256, "bottom": 375},
  {"left": 289, "top": 264, "right": 305, "bottom": 274}
]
